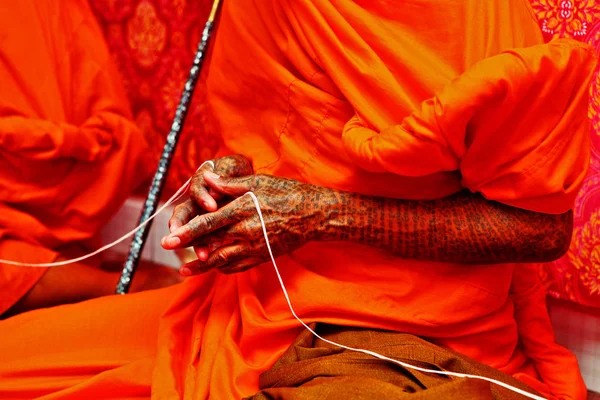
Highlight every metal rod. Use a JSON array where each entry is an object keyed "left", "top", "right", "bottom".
[{"left": 116, "top": 1, "right": 221, "bottom": 294}]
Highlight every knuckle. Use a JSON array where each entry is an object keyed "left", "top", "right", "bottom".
[
  {"left": 239, "top": 218, "right": 254, "bottom": 233},
  {"left": 185, "top": 198, "right": 197, "bottom": 210},
  {"left": 169, "top": 211, "right": 180, "bottom": 223},
  {"left": 202, "top": 213, "right": 216, "bottom": 230},
  {"left": 234, "top": 154, "right": 252, "bottom": 170},
  {"left": 173, "top": 203, "right": 187, "bottom": 216},
  {"left": 185, "top": 216, "right": 202, "bottom": 235},
  {"left": 212, "top": 160, "right": 225, "bottom": 173},
  {"left": 249, "top": 175, "right": 260, "bottom": 191},
  {"left": 201, "top": 159, "right": 215, "bottom": 171},
  {"left": 216, "top": 251, "right": 229, "bottom": 264},
  {"left": 191, "top": 173, "right": 205, "bottom": 185},
  {"left": 239, "top": 199, "right": 257, "bottom": 219}
]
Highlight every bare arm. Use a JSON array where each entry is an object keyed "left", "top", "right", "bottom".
[
  {"left": 319, "top": 189, "right": 572, "bottom": 264},
  {"left": 164, "top": 171, "right": 573, "bottom": 274}
]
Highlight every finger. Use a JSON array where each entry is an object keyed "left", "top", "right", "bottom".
[
  {"left": 219, "top": 257, "right": 265, "bottom": 274},
  {"left": 193, "top": 242, "right": 219, "bottom": 262},
  {"left": 208, "top": 188, "right": 222, "bottom": 199},
  {"left": 189, "top": 163, "right": 219, "bottom": 212},
  {"left": 168, "top": 199, "right": 199, "bottom": 233},
  {"left": 163, "top": 199, "right": 201, "bottom": 248},
  {"left": 164, "top": 198, "right": 251, "bottom": 249},
  {"left": 191, "top": 225, "right": 239, "bottom": 261},
  {"left": 208, "top": 240, "right": 235, "bottom": 252},
  {"left": 188, "top": 225, "right": 241, "bottom": 247},
  {"left": 194, "top": 246, "right": 210, "bottom": 261},
  {"left": 180, "top": 242, "right": 251, "bottom": 275},
  {"left": 193, "top": 243, "right": 223, "bottom": 262},
  {"left": 193, "top": 238, "right": 235, "bottom": 261},
  {"left": 203, "top": 173, "right": 259, "bottom": 197}
]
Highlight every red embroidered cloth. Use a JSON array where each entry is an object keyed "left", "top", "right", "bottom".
[
  {"left": 89, "top": 0, "right": 600, "bottom": 307},
  {"left": 530, "top": 0, "right": 600, "bottom": 308},
  {"left": 90, "top": 0, "right": 220, "bottom": 192}
]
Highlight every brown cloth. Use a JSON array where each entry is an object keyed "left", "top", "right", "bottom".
[{"left": 246, "top": 324, "right": 542, "bottom": 399}]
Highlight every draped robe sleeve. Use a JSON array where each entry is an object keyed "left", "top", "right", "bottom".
[{"left": 0, "top": 0, "right": 153, "bottom": 313}]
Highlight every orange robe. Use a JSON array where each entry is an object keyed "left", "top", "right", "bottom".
[
  {"left": 0, "top": 1, "right": 596, "bottom": 399},
  {"left": 0, "top": 0, "right": 152, "bottom": 313}
]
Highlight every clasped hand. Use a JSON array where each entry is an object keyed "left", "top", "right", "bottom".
[{"left": 161, "top": 155, "right": 329, "bottom": 276}]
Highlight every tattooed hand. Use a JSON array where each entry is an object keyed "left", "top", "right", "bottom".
[
  {"left": 167, "top": 155, "right": 253, "bottom": 259},
  {"left": 170, "top": 154, "right": 253, "bottom": 225},
  {"left": 161, "top": 174, "right": 332, "bottom": 275}
]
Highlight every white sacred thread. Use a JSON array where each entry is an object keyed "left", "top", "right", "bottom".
[
  {"left": 0, "top": 161, "right": 214, "bottom": 268},
  {"left": 0, "top": 160, "right": 546, "bottom": 400}
]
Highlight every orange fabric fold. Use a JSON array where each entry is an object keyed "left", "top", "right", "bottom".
[
  {"left": 342, "top": 40, "right": 596, "bottom": 214},
  {"left": 511, "top": 265, "right": 586, "bottom": 400},
  {"left": 0, "top": 0, "right": 152, "bottom": 313}
]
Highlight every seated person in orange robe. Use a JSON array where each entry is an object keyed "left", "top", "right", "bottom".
[
  {"left": 160, "top": 1, "right": 596, "bottom": 398},
  {"left": 0, "top": 1, "right": 595, "bottom": 399},
  {"left": 0, "top": 0, "right": 181, "bottom": 316}
]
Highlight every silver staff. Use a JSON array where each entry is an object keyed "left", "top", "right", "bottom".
[{"left": 116, "top": 0, "right": 222, "bottom": 294}]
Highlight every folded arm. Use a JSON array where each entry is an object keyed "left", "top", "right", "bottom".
[
  {"left": 162, "top": 168, "right": 572, "bottom": 275},
  {"left": 322, "top": 188, "right": 572, "bottom": 264}
]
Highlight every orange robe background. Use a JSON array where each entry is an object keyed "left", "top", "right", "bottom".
[
  {"left": 0, "top": 0, "right": 152, "bottom": 313},
  {"left": 0, "top": 1, "right": 596, "bottom": 400}
]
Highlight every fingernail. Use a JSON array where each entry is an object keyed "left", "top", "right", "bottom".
[
  {"left": 194, "top": 247, "right": 207, "bottom": 260},
  {"left": 205, "top": 171, "right": 220, "bottom": 180},
  {"left": 203, "top": 198, "right": 216, "bottom": 210},
  {"left": 168, "top": 237, "right": 181, "bottom": 247},
  {"left": 180, "top": 267, "right": 192, "bottom": 276}
]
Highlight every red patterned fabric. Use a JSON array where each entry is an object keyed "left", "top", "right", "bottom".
[
  {"left": 89, "top": 0, "right": 600, "bottom": 307},
  {"left": 529, "top": 1, "right": 600, "bottom": 308}
]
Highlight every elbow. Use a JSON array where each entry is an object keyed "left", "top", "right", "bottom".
[
  {"left": 553, "top": 211, "right": 574, "bottom": 261},
  {"left": 534, "top": 210, "right": 574, "bottom": 263}
]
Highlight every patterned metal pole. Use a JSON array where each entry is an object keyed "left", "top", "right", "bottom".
[{"left": 116, "top": 0, "right": 222, "bottom": 294}]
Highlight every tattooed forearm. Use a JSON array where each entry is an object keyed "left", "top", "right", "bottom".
[
  {"left": 317, "top": 190, "right": 573, "bottom": 264},
  {"left": 166, "top": 172, "right": 574, "bottom": 275}
]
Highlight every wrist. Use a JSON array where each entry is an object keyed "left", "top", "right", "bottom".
[{"left": 311, "top": 189, "right": 357, "bottom": 242}]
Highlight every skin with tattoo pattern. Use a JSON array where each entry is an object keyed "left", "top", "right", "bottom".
[{"left": 162, "top": 155, "right": 573, "bottom": 275}]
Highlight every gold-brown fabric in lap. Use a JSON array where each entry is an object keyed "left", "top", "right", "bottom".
[{"left": 247, "top": 324, "right": 541, "bottom": 400}]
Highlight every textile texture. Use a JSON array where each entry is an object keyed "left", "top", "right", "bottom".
[
  {"left": 530, "top": 0, "right": 600, "bottom": 307},
  {"left": 245, "top": 324, "right": 541, "bottom": 400}
]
